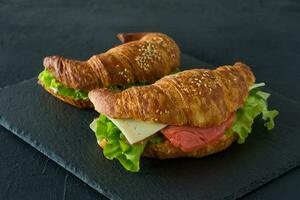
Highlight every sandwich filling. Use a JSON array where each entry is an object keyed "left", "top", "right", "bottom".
[
  {"left": 161, "top": 113, "right": 235, "bottom": 152},
  {"left": 38, "top": 68, "right": 180, "bottom": 101},
  {"left": 38, "top": 70, "right": 89, "bottom": 100},
  {"left": 90, "top": 83, "right": 278, "bottom": 172}
]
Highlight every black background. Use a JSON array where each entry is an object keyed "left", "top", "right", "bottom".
[{"left": 0, "top": 0, "right": 300, "bottom": 199}]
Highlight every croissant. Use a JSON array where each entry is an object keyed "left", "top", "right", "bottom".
[
  {"left": 89, "top": 62, "right": 255, "bottom": 127},
  {"left": 89, "top": 62, "right": 255, "bottom": 159},
  {"left": 38, "top": 32, "right": 180, "bottom": 108}
]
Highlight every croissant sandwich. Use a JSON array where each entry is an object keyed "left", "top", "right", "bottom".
[
  {"left": 38, "top": 32, "right": 180, "bottom": 108},
  {"left": 89, "top": 62, "right": 278, "bottom": 172}
]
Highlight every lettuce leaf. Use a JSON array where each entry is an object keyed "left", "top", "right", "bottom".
[
  {"left": 38, "top": 70, "right": 89, "bottom": 100},
  {"left": 39, "top": 68, "right": 180, "bottom": 100},
  {"left": 225, "top": 83, "right": 279, "bottom": 143},
  {"left": 90, "top": 114, "right": 163, "bottom": 172},
  {"left": 170, "top": 67, "right": 180, "bottom": 74}
]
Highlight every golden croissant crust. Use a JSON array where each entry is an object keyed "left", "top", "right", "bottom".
[
  {"left": 143, "top": 133, "right": 237, "bottom": 159},
  {"left": 43, "top": 32, "right": 180, "bottom": 91},
  {"left": 89, "top": 62, "right": 255, "bottom": 127}
]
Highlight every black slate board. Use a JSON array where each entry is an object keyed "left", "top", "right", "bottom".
[{"left": 0, "top": 55, "right": 300, "bottom": 200}]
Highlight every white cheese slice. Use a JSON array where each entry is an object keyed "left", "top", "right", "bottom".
[{"left": 108, "top": 117, "right": 167, "bottom": 144}]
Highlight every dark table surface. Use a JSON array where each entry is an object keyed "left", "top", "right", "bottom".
[{"left": 0, "top": 0, "right": 299, "bottom": 199}]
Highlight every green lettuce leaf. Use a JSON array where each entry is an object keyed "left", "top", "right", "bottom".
[
  {"left": 90, "top": 114, "right": 163, "bottom": 172},
  {"left": 39, "top": 68, "right": 180, "bottom": 100},
  {"left": 225, "top": 83, "right": 279, "bottom": 143},
  {"left": 170, "top": 67, "right": 180, "bottom": 74},
  {"left": 38, "top": 70, "right": 89, "bottom": 100}
]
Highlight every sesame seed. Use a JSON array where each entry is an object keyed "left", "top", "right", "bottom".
[{"left": 134, "top": 42, "right": 161, "bottom": 71}]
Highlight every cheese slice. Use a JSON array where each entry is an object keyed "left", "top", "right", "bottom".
[{"left": 108, "top": 117, "right": 167, "bottom": 144}]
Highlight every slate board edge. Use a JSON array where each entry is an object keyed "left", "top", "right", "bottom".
[
  {"left": 0, "top": 77, "right": 35, "bottom": 90},
  {"left": 0, "top": 114, "right": 119, "bottom": 200}
]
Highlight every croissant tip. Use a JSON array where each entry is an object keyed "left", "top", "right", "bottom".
[
  {"left": 43, "top": 55, "right": 60, "bottom": 68},
  {"left": 116, "top": 33, "right": 126, "bottom": 43},
  {"left": 88, "top": 89, "right": 96, "bottom": 100},
  {"left": 116, "top": 32, "right": 149, "bottom": 43},
  {"left": 234, "top": 62, "right": 248, "bottom": 67},
  {"left": 88, "top": 88, "right": 108, "bottom": 99},
  {"left": 88, "top": 89, "right": 101, "bottom": 103},
  {"left": 89, "top": 88, "right": 116, "bottom": 114}
]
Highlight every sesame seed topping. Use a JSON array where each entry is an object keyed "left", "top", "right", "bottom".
[{"left": 134, "top": 42, "right": 161, "bottom": 71}]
